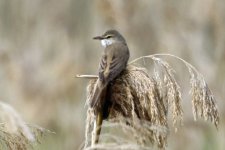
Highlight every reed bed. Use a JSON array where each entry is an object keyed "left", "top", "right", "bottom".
[{"left": 84, "top": 54, "right": 219, "bottom": 150}]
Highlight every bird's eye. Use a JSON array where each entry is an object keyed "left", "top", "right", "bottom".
[{"left": 105, "top": 35, "right": 112, "bottom": 39}]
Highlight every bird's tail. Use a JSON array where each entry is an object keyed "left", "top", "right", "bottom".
[{"left": 90, "top": 79, "right": 107, "bottom": 108}]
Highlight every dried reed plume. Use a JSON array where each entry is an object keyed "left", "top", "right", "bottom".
[
  {"left": 81, "top": 54, "right": 219, "bottom": 150},
  {"left": 0, "top": 101, "right": 52, "bottom": 150}
]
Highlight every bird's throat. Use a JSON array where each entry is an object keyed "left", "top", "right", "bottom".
[{"left": 101, "top": 39, "right": 113, "bottom": 47}]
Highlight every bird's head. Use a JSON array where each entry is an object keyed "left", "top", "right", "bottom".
[{"left": 93, "top": 30, "right": 126, "bottom": 47}]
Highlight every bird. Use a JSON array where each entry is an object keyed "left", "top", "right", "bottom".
[
  {"left": 90, "top": 30, "right": 130, "bottom": 146},
  {"left": 90, "top": 30, "right": 130, "bottom": 109}
]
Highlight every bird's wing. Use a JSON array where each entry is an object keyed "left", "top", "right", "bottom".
[
  {"left": 90, "top": 53, "right": 108, "bottom": 108},
  {"left": 98, "top": 54, "right": 107, "bottom": 82},
  {"left": 102, "top": 44, "right": 129, "bottom": 82},
  {"left": 91, "top": 44, "right": 129, "bottom": 108}
]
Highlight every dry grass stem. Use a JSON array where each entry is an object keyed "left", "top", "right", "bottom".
[
  {"left": 0, "top": 102, "right": 52, "bottom": 150},
  {"left": 85, "top": 119, "right": 167, "bottom": 150},
  {"left": 130, "top": 54, "right": 219, "bottom": 128},
  {"left": 76, "top": 75, "right": 98, "bottom": 79},
  {"left": 84, "top": 54, "right": 219, "bottom": 149}
]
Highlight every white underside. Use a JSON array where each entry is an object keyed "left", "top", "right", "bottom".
[{"left": 101, "top": 39, "right": 113, "bottom": 47}]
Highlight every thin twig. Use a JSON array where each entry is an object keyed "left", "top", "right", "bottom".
[{"left": 76, "top": 74, "right": 98, "bottom": 79}]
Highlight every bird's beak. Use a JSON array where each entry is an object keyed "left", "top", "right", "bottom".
[{"left": 93, "top": 35, "right": 104, "bottom": 40}]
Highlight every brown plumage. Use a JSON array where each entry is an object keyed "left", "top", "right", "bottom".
[
  {"left": 90, "top": 30, "right": 130, "bottom": 109},
  {"left": 90, "top": 30, "right": 130, "bottom": 145}
]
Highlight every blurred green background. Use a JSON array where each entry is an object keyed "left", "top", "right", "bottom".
[{"left": 0, "top": 0, "right": 224, "bottom": 149}]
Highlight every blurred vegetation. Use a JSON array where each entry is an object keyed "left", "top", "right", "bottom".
[{"left": 0, "top": 0, "right": 224, "bottom": 149}]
